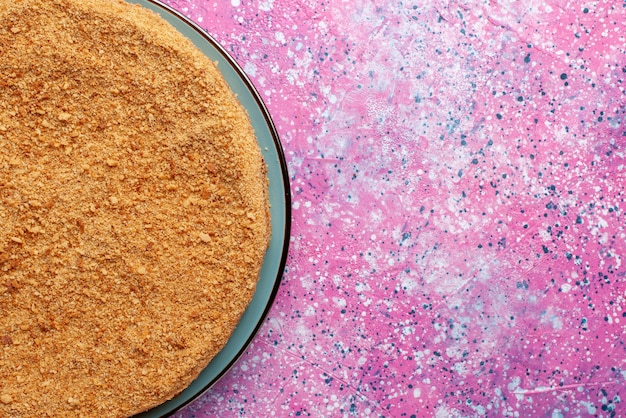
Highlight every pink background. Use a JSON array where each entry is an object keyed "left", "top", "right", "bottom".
[{"left": 163, "top": 0, "right": 626, "bottom": 416}]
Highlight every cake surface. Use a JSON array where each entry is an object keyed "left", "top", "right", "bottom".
[{"left": 0, "top": 0, "right": 270, "bottom": 416}]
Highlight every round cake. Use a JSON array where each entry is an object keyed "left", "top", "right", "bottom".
[{"left": 0, "top": 0, "right": 270, "bottom": 416}]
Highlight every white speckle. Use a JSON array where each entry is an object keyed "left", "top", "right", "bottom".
[
  {"left": 580, "top": 401, "right": 596, "bottom": 414},
  {"left": 244, "top": 62, "right": 257, "bottom": 77},
  {"left": 453, "top": 361, "right": 467, "bottom": 375},
  {"left": 472, "top": 405, "right": 486, "bottom": 415},
  {"left": 355, "top": 282, "right": 369, "bottom": 292},
  {"left": 561, "top": 283, "right": 571, "bottom": 293},
  {"left": 401, "top": 277, "right": 418, "bottom": 293},
  {"left": 275, "top": 31, "right": 286, "bottom": 45},
  {"left": 435, "top": 405, "right": 461, "bottom": 418},
  {"left": 258, "top": 0, "right": 274, "bottom": 12},
  {"left": 231, "top": 0, "right": 240, "bottom": 6},
  {"left": 332, "top": 297, "right": 346, "bottom": 308},
  {"left": 508, "top": 376, "right": 521, "bottom": 392},
  {"left": 328, "top": 94, "right": 337, "bottom": 104}
]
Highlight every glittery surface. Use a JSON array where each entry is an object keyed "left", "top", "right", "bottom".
[{"left": 163, "top": 0, "right": 626, "bottom": 416}]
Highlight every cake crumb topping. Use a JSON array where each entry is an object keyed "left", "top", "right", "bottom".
[{"left": 0, "top": 0, "right": 270, "bottom": 416}]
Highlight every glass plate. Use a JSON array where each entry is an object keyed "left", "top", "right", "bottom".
[{"left": 126, "top": 1, "right": 292, "bottom": 416}]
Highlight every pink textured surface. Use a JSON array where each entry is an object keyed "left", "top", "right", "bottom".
[{"left": 164, "top": 0, "right": 626, "bottom": 416}]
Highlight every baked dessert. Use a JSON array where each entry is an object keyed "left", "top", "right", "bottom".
[{"left": 0, "top": 0, "right": 271, "bottom": 416}]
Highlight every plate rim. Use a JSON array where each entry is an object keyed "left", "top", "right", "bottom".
[{"left": 130, "top": 1, "right": 292, "bottom": 416}]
